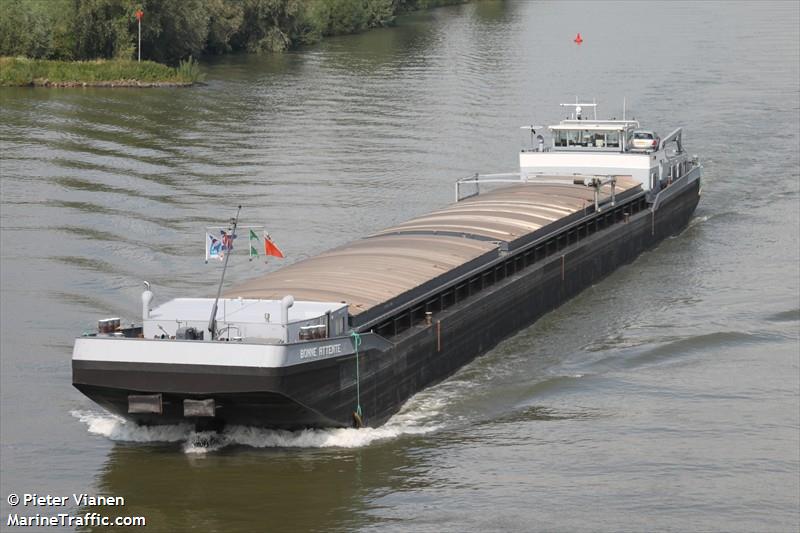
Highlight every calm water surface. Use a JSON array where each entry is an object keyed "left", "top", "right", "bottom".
[{"left": 1, "top": 1, "right": 798, "bottom": 532}]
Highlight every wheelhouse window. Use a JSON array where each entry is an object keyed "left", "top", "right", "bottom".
[
  {"left": 554, "top": 129, "right": 621, "bottom": 148},
  {"left": 554, "top": 130, "right": 582, "bottom": 147}
]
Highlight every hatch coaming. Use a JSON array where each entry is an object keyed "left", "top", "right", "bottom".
[
  {"left": 225, "top": 234, "right": 499, "bottom": 317},
  {"left": 223, "top": 178, "right": 641, "bottom": 329}
]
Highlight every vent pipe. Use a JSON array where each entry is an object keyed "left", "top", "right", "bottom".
[
  {"left": 142, "top": 281, "right": 153, "bottom": 320},
  {"left": 281, "top": 295, "right": 295, "bottom": 342}
]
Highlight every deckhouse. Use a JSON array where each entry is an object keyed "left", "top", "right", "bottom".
[{"left": 519, "top": 101, "right": 692, "bottom": 193}]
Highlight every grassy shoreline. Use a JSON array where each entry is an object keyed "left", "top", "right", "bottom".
[
  {"left": 0, "top": 57, "right": 203, "bottom": 87},
  {"left": 1, "top": 0, "right": 469, "bottom": 88}
]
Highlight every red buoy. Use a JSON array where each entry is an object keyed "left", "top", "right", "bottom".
[{"left": 574, "top": 33, "right": 583, "bottom": 44}]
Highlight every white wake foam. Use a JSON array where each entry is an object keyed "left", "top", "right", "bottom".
[
  {"left": 71, "top": 392, "right": 444, "bottom": 454},
  {"left": 71, "top": 410, "right": 192, "bottom": 443},
  {"left": 182, "top": 422, "right": 431, "bottom": 454}
]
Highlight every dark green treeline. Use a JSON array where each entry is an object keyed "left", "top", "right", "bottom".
[{"left": 0, "top": 0, "right": 466, "bottom": 64}]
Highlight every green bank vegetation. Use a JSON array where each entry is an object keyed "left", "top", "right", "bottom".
[
  {"left": 1, "top": 0, "right": 465, "bottom": 65},
  {"left": 0, "top": 56, "right": 202, "bottom": 87}
]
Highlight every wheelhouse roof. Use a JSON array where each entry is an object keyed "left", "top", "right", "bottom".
[{"left": 550, "top": 122, "right": 634, "bottom": 132}]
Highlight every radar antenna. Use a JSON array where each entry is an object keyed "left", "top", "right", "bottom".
[{"left": 560, "top": 96, "right": 598, "bottom": 120}]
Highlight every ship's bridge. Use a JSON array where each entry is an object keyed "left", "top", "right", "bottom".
[
  {"left": 519, "top": 101, "right": 685, "bottom": 191},
  {"left": 548, "top": 120, "right": 639, "bottom": 151}
]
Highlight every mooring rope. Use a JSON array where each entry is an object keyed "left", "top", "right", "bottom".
[{"left": 350, "top": 330, "right": 363, "bottom": 423}]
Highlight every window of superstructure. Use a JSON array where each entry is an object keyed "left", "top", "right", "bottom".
[
  {"left": 567, "top": 130, "right": 580, "bottom": 146},
  {"left": 554, "top": 130, "right": 582, "bottom": 147},
  {"left": 555, "top": 129, "right": 625, "bottom": 148}
]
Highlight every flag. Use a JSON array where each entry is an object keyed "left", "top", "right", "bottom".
[
  {"left": 205, "top": 226, "right": 266, "bottom": 263},
  {"left": 207, "top": 233, "right": 224, "bottom": 261},
  {"left": 264, "top": 233, "right": 284, "bottom": 258},
  {"left": 220, "top": 230, "right": 236, "bottom": 252}
]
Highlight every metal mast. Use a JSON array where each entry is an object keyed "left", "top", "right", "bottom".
[{"left": 208, "top": 205, "right": 242, "bottom": 338}]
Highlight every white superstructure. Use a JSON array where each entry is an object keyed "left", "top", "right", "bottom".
[{"left": 519, "top": 101, "right": 691, "bottom": 192}]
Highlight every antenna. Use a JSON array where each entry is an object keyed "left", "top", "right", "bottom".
[
  {"left": 623, "top": 96, "right": 626, "bottom": 121},
  {"left": 560, "top": 97, "right": 598, "bottom": 120},
  {"left": 520, "top": 125, "right": 544, "bottom": 150},
  {"left": 208, "top": 205, "right": 242, "bottom": 338}
]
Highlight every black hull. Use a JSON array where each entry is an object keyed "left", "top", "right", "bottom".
[
  {"left": 73, "top": 177, "right": 700, "bottom": 430},
  {"left": 73, "top": 348, "right": 389, "bottom": 429},
  {"left": 351, "top": 177, "right": 701, "bottom": 426}
]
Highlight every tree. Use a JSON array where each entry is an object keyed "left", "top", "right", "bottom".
[
  {"left": 138, "top": 0, "right": 210, "bottom": 64},
  {"left": 72, "top": 0, "right": 131, "bottom": 60},
  {"left": 205, "top": 0, "right": 244, "bottom": 54}
]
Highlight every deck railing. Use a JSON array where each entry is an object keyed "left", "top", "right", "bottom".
[
  {"left": 455, "top": 172, "right": 618, "bottom": 212},
  {"left": 454, "top": 172, "right": 527, "bottom": 201}
]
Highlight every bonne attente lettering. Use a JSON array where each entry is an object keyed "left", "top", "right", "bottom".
[{"left": 298, "top": 343, "right": 344, "bottom": 360}]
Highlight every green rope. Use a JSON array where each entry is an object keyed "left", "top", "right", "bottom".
[{"left": 350, "top": 330, "right": 363, "bottom": 418}]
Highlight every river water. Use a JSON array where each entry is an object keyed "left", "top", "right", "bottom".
[{"left": 1, "top": 1, "right": 798, "bottom": 532}]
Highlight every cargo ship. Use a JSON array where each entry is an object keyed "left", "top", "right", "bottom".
[{"left": 72, "top": 101, "right": 702, "bottom": 430}]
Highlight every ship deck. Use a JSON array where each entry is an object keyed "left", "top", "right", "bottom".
[{"left": 225, "top": 177, "right": 641, "bottom": 325}]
